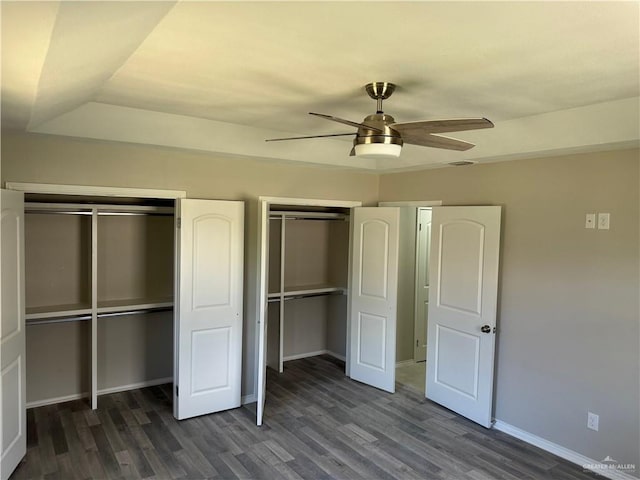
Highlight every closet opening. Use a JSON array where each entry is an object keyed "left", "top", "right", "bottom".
[
  {"left": 266, "top": 205, "right": 352, "bottom": 374},
  {"left": 23, "top": 192, "right": 176, "bottom": 410},
  {"left": 256, "top": 197, "right": 362, "bottom": 425}
]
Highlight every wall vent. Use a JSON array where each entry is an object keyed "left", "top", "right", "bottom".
[{"left": 448, "top": 160, "right": 476, "bottom": 166}]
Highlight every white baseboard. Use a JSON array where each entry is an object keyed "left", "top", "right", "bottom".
[
  {"left": 242, "top": 394, "right": 257, "bottom": 405},
  {"left": 98, "top": 377, "right": 173, "bottom": 396},
  {"left": 27, "top": 377, "right": 174, "bottom": 409},
  {"left": 283, "top": 349, "right": 346, "bottom": 362},
  {"left": 493, "top": 420, "right": 637, "bottom": 480},
  {"left": 27, "top": 393, "right": 87, "bottom": 409},
  {"left": 326, "top": 351, "right": 346, "bottom": 362}
]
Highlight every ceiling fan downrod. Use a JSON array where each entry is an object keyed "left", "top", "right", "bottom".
[{"left": 365, "top": 82, "right": 396, "bottom": 113}]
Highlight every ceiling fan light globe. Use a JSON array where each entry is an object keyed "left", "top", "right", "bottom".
[{"left": 354, "top": 143, "right": 402, "bottom": 158}]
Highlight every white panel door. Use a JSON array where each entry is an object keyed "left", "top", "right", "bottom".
[
  {"left": 175, "top": 199, "right": 244, "bottom": 420},
  {"left": 426, "top": 206, "right": 501, "bottom": 427},
  {"left": 1, "top": 190, "right": 26, "bottom": 480},
  {"left": 349, "top": 207, "right": 399, "bottom": 393},
  {"left": 256, "top": 200, "right": 269, "bottom": 426},
  {"left": 414, "top": 208, "right": 432, "bottom": 362}
]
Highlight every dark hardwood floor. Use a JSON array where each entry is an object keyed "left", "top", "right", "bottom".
[{"left": 11, "top": 356, "right": 599, "bottom": 479}]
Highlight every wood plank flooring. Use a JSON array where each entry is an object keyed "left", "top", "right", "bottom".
[{"left": 11, "top": 355, "right": 599, "bottom": 479}]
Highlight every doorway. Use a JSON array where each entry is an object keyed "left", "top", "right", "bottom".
[
  {"left": 377, "top": 201, "right": 440, "bottom": 397},
  {"left": 395, "top": 206, "right": 432, "bottom": 395}
]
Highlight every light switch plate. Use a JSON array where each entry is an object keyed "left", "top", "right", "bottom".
[
  {"left": 598, "top": 213, "right": 610, "bottom": 230},
  {"left": 587, "top": 412, "right": 599, "bottom": 431},
  {"left": 585, "top": 213, "right": 596, "bottom": 229}
]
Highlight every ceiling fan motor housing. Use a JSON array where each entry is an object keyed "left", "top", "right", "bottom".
[
  {"left": 365, "top": 82, "right": 396, "bottom": 114},
  {"left": 354, "top": 113, "right": 403, "bottom": 148}
]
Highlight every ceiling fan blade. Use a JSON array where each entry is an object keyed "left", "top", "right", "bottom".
[
  {"left": 309, "top": 112, "right": 383, "bottom": 133},
  {"left": 403, "top": 133, "right": 475, "bottom": 151},
  {"left": 349, "top": 147, "right": 355, "bottom": 156},
  {"left": 265, "top": 132, "right": 356, "bottom": 142},
  {"left": 392, "top": 118, "right": 494, "bottom": 135}
]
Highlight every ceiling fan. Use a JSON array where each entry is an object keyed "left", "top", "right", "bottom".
[{"left": 266, "top": 82, "right": 494, "bottom": 158}]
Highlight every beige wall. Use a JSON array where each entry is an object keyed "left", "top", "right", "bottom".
[
  {"left": 1, "top": 131, "right": 379, "bottom": 202},
  {"left": 3, "top": 130, "right": 638, "bottom": 472},
  {"left": 380, "top": 148, "right": 640, "bottom": 473},
  {"left": 1, "top": 131, "right": 379, "bottom": 400}
]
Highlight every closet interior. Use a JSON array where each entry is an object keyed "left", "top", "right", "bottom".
[
  {"left": 266, "top": 205, "right": 351, "bottom": 373},
  {"left": 24, "top": 194, "right": 175, "bottom": 409}
]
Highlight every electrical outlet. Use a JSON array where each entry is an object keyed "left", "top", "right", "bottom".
[
  {"left": 587, "top": 412, "right": 599, "bottom": 431},
  {"left": 585, "top": 213, "right": 596, "bottom": 229}
]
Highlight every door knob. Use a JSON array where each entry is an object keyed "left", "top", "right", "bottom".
[{"left": 480, "top": 325, "right": 491, "bottom": 333}]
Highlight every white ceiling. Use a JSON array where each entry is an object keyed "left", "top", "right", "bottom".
[{"left": 2, "top": 1, "right": 639, "bottom": 171}]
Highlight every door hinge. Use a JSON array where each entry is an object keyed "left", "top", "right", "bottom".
[
  {"left": 177, "top": 218, "right": 181, "bottom": 228},
  {"left": 176, "top": 385, "right": 179, "bottom": 397},
  {"left": 416, "top": 339, "right": 419, "bottom": 347},
  {"left": 419, "top": 223, "right": 422, "bottom": 231}
]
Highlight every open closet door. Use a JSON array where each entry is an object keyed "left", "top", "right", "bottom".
[
  {"left": 426, "top": 206, "right": 501, "bottom": 428},
  {"left": 256, "top": 200, "right": 268, "bottom": 426},
  {"left": 348, "top": 207, "right": 399, "bottom": 393},
  {"left": 1, "top": 190, "right": 26, "bottom": 480},
  {"left": 174, "top": 199, "right": 244, "bottom": 420}
]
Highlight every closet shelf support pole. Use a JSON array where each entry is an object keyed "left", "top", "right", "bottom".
[
  {"left": 91, "top": 208, "right": 98, "bottom": 410},
  {"left": 279, "top": 213, "right": 286, "bottom": 373}
]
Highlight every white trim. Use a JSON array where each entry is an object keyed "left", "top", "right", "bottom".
[
  {"left": 283, "top": 350, "right": 331, "bottom": 362},
  {"left": 242, "top": 394, "right": 257, "bottom": 405},
  {"left": 259, "top": 196, "right": 362, "bottom": 208},
  {"left": 493, "top": 420, "right": 637, "bottom": 480},
  {"left": 97, "top": 377, "right": 173, "bottom": 396},
  {"left": 26, "top": 393, "right": 86, "bottom": 409},
  {"left": 326, "top": 351, "right": 346, "bottom": 362},
  {"left": 5, "top": 182, "right": 186, "bottom": 199},
  {"left": 91, "top": 209, "right": 98, "bottom": 409},
  {"left": 26, "top": 377, "right": 174, "bottom": 409},
  {"left": 378, "top": 200, "right": 443, "bottom": 207},
  {"left": 396, "top": 359, "right": 415, "bottom": 367},
  {"left": 281, "top": 350, "right": 346, "bottom": 363}
]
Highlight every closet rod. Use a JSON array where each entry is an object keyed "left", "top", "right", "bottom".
[
  {"left": 284, "top": 291, "right": 345, "bottom": 301},
  {"left": 97, "top": 212, "right": 174, "bottom": 216},
  {"left": 26, "top": 306, "right": 173, "bottom": 325},
  {"left": 27, "top": 315, "right": 91, "bottom": 326},
  {"left": 25, "top": 210, "right": 174, "bottom": 217},
  {"left": 25, "top": 211, "right": 173, "bottom": 217},
  {"left": 269, "top": 211, "right": 347, "bottom": 221},
  {"left": 98, "top": 307, "right": 173, "bottom": 318},
  {"left": 269, "top": 291, "right": 345, "bottom": 302},
  {"left": 25, "top": 202, "right": 174, "bottom": 215},
  {"left": 25, "top": 210, "right": 92, "bottom": 216}
]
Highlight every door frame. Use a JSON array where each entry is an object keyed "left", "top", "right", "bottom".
[
  {"left": 5, "top": 182, "right": 186, "bottom": 200},
  {"left": 255, "top": 196, "right": 361, "bottom": 424}
]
